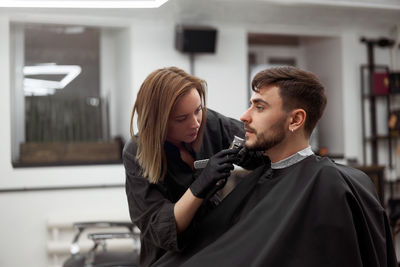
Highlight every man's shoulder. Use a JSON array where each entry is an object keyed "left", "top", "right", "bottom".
[
  {"left": 334, "top": 163, "right": 378, "bottom": 194},
  {"left": 303, "top": 155, "right": 367, "bottom": 178},
  {"left": 317, "top": 158, "right": 373, "bottom": 186},
  {"left": 307, "top": 156, "right": 379, "bottom": 202}
]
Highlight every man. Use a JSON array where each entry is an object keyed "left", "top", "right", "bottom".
[{"left": 154, "top": 66, "right": 397, "bottom": 267}]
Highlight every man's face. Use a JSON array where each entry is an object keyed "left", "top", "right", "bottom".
[
  {"left": 167, "top": 88, "right": 203, "bottom": 146},
  {"left": 240, "top": 86, "right": 289, "bottom": 152}
]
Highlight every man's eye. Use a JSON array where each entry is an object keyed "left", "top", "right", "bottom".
[{"left": 256, "top": 105, "right": 264, "bottom": 111}]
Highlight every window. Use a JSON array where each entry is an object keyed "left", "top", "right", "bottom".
[{"left": 10, "top": 22, "right": 131, "bottom": 166}]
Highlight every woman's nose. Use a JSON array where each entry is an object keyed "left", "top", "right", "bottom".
[{"left": 190, "top": 114, "right": 200, "bottom": 128}]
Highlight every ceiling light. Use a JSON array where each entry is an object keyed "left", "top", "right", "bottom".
[
  {"left": 23, "top": 65, "right": 82, "bottom": 96},
  {"left": 0, "top": 0, "right": 169, "bottom": 8}
]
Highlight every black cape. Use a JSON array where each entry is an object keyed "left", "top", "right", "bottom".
[{"left": 154, "top": 155, "right": 397, "bottom": 267}]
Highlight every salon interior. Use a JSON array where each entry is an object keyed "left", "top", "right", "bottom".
[{"left": 1, "top": 0, "right": 400, "bottom": 266}]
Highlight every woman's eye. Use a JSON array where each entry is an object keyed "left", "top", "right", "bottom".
[
  {"left": 174, "top": 116, "right": 186, "bottom": 122},
  {"left": 195, "top": 107, "right": 202, "bottom": 114}
]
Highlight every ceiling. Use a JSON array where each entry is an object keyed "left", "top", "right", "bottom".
[
  {"left": 2, "top": 0, "right": 400, "bottom": 10},
  {"left": 0, "top": 0, "right": 170, "bottom": 8},
  {"left": 2, "top": 0, "right": 400, "bottom": 32},
  {"left": 217, "top": 0, "right": 400, "bottom": 11}
]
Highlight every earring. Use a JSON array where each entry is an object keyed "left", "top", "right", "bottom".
[{"left": 291, "top": 128, "right": 294, "bottom": 133}]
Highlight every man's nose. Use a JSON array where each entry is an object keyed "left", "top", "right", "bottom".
[{"left": 240, "top": 109, "right": 251, "bottom": 123}]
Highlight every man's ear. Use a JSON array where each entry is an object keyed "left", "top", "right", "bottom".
[{"left": 289, "top": 109, "right": 306, "bottom": 131}]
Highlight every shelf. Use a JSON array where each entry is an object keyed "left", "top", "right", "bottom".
[
  {"left": 12, "top": 159, "right": 123, "bottom": 168},
  {"left": 365, "top": 135, "right": 400, "bottom": 142},
  {"left": 363, "top": 93, "right": 400, "bottom": 99},
  {"left": 363, "top": 94, "right": 389, "bottom": 99},
  {"left": 360, "top": 39, "right": 400, "bottom": 201}
]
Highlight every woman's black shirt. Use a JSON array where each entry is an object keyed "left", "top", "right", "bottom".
[{"left": 123, "top": 109, "right": 244, "bottom": 266}]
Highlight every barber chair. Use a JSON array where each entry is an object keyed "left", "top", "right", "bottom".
[{"left": 63, "top": 221, "right": 140, "bottom": 267}]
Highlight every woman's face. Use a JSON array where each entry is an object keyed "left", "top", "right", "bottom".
[{"left": 167, "top": 88, "right": 203, "bottom": 146}]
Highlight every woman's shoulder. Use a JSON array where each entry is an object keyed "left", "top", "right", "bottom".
[
  {"left": 123, "top": 137, "right": 138, "bottom": 157},
  {"left": 122, "top": 138, "right": 140, "bottom": 168},
  {"left": 206, "top": 108, "right": 230, "bottom": 122},
  {"left": 206, "top": 108, "right": 243, "bottom": 129}
]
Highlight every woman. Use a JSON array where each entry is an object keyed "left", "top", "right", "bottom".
[{"left": 123, "top": 66, "right": 245, "bottom": 266}]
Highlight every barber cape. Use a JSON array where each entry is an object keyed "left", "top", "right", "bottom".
[{"left": 154, "top": 154, "right": 397, "bottom": 267}]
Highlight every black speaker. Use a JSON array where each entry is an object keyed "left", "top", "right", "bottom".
[{"left": 175, "top": 25, "right": 217, "bottom": 53}]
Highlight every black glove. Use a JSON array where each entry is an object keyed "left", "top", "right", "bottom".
[
  {"left": 190, "top": 148, "right": 239, "bottom": 199},
  {"left": 235, "top": 147, "right": 267, "bottom": 170}
]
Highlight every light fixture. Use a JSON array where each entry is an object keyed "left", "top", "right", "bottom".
[
  {"left": 0, "top": 0, "right": 169, "bottom": 8},
  {"left": 23, "top": 64, "right": 82, "bottom": 96}
]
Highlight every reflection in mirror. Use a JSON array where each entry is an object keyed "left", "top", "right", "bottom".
[{"left": 10, "top": 23, "right": 128, "bottom": 166}]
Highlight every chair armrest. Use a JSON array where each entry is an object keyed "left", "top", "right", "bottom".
[
  {"left": 88, "top": 232, "right": 136, "bottom": 241},
  {"left": 70, "top": 221, "right": 135, "bottom": 254},
  {"left": 74, "top": 221, "right": 134, "bottom": 231}
]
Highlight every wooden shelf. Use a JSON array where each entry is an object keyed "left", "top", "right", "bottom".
[
  {"left": 365, "top": 134, "right": 400, "bottom": 142},
  {"left": 12, "top": 159, "right": 122, "bottom": 168},
  {"left": 363, "top": 92, "right": 400, "bottom": 99}
]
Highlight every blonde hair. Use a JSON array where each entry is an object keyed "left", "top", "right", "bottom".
[{"left": 130, "top": 67, "right": 207, "bottom": 184}]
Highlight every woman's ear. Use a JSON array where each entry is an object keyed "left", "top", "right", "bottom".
[{"left": 289, "top": 109, "right": 306, "bottom": 132}]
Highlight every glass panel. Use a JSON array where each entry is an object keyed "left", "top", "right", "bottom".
[{"left": 11, "top": 23, "right": 122, "bottom": 166}]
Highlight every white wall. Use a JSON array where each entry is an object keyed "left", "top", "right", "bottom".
[
  {"left": 0, "top": 16, "right": 11, "bottom": 173},
  {"left": 304, "top": 36, "right": 344, "bottom": 156},
  {"left": 249, "top": 44, "right": 308, "bottom": 69},
  {"left": 195, "top": 26, "right": 247, "bottom": 119},
  {"left": 130, "top": 22, "right": 248, "bottom": 127},
  {"left": 0, "top": 187, "right": 129, "bottom": 267},
  {"left": 113, "top": 27, "right": 134, "bottom": 141},
  {"left": 100, "top": 28, "right": 118, "bottom": 140}
]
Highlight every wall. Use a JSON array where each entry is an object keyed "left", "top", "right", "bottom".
[
  {"left": 249, "top": 44, "right": 308, "bottom": 69},
  {"left": 0, "top": 187, "right": 129, "bottom": 267},
  {"left": 304, "top": 36, "right": 344, "bottom": 156},
  {"left": 130, "top": 23, "right": 247, "bottom": 120},
  {"left": 109, "top": 27, "right": 134, "bottom": 142}
]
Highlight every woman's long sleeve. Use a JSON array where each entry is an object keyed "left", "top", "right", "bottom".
[{"left": 123, "top": 141, "right": 180, "bottom": 251}]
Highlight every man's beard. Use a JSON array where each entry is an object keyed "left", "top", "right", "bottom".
[{"left": 246, "top": 120, "right": 286, "bottom": 151}]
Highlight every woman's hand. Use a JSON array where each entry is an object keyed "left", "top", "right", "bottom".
[{"left": 190, "top": 148, "right": 239, "bottom": 199}]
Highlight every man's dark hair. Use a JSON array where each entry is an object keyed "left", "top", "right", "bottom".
[{"left": 251, "top": 66, "right": 327, "bottom": 136}]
